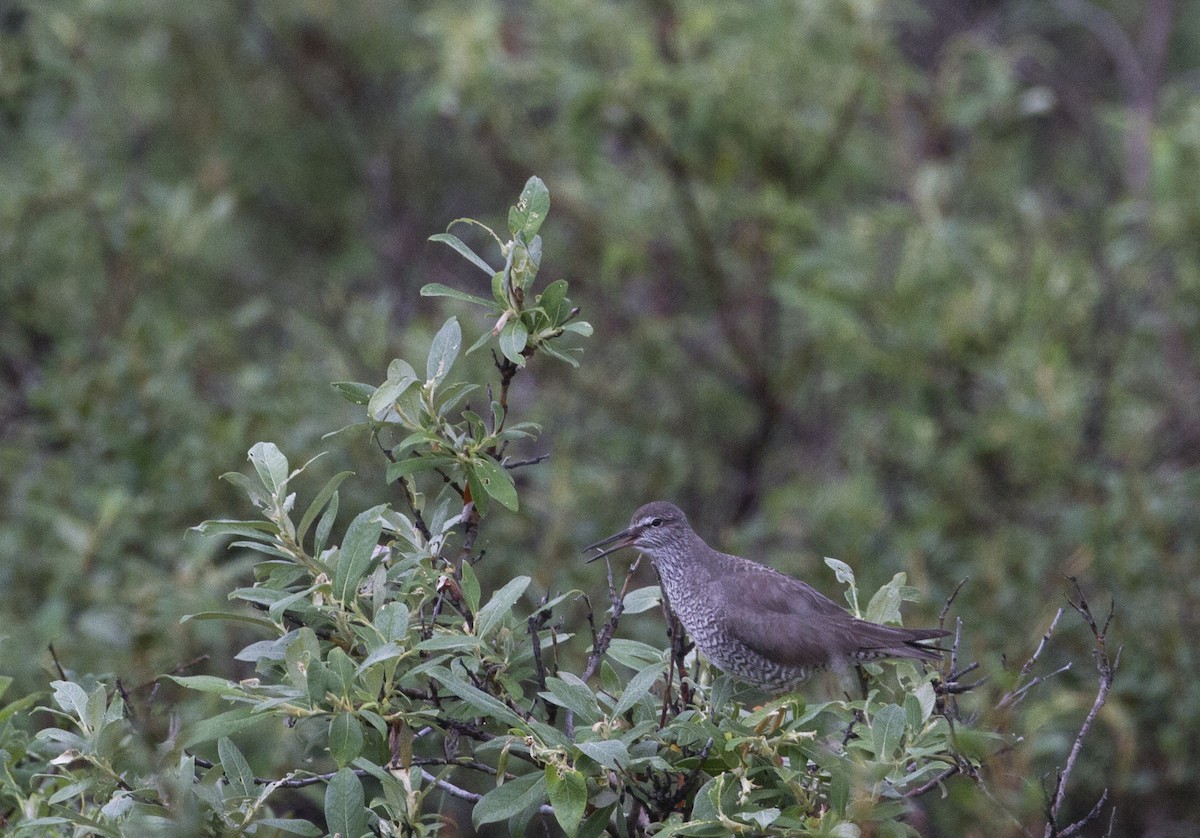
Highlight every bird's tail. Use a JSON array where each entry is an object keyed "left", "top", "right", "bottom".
[{"left": 852, "top": 624, "right": 951, "bottom": 662}]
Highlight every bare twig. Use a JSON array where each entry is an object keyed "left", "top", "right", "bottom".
[
  {"left": 48, "top": 643, "right": 67, "bottom": 681},
  {"left": 568, "top": 556, "right": 642, "bottom": 737},
  {"left": 938, "top": 578, "right": 969, "bottom": 629},
  {"left": 995, "top": 608, "right": 1068, "bottom": 711},
  {"left": 1042, "top": 578, "right": 1118, "bottom": 838},
  {"left": 502, "top": 454, "right": 550, "bottom": 470}
]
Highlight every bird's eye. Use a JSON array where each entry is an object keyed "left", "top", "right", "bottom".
[{"left": 650, "top": 517, "right": 663, "bottom": 527}]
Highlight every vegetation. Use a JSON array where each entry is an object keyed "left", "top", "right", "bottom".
[{"left": 2, "top": 1, "right": 1197, "bottom": 835}]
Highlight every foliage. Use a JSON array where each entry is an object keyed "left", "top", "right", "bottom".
[
  {"left": 0, "top": 181, "right": 1115, "bottom": 837},
  {"left": 2, "top": 1, "right": 1197, "bottom": 834}
]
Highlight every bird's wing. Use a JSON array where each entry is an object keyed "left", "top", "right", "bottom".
[{"left": 714, "top": 562, "right": 851, "bottom": 669}]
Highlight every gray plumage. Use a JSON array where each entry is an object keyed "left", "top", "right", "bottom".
[{"left": 585, "top": 501, "right": 948, "bottom": 693}]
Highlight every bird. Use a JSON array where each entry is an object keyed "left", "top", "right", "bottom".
[{"left": 583, "top": 501, "right": 949, "bottom": 693}]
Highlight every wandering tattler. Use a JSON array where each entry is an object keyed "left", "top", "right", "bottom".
[{"left": 584, "top": 501, "right": 949, "bottom": 693}]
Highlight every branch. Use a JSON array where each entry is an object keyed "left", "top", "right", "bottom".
[
  {"left": 998, "top": 608, "right": 1066, "bottom": 710},
  {"left": 567, "top": 555, "right": 642, "bottom": 737},
  {"left": 1043, "top": 579, "right": 1118, "bottom": 838}
]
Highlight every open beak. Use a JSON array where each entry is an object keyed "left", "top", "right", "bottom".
[{"left": 582, "top": 527, "right": 638, "bottom": 563}]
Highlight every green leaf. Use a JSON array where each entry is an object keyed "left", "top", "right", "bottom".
[
  {"left": 183, "top": 708, "right": 272, "bottom": 749},
  {"left": 421, "top": 283, "right": 495, "bottom": 308},
  {"left": 324, "top": 767, "right": 369, "bottom": 838},
  {"left": 218, "top": 737, "right": 255, "bottom": 798},
  {"left": 470, "top": 456, "right": 519, "bottom": 512},
  {"left": 824, "top": 557, "right": 856, "bottom": 587},
  {"left": 537, "top": 340, "right": 581, "bottom": 367},
  {"left": 167, "top": 675, "right": 241, "bottom": 696},
  {"left": 472, "top": 772, "right": 547, "bottom": 829},
  {"left": 612, "top": 662, "right": 661, "bottom": 717},
  {"left": 297, "top": 471, "right": 354, "bottom": 547},
  {"left": 191, "top": 519, "right": 277, "bottom": 541},
  {"left": 547, "top": 767, "right": 587, "bottom": 837},
  {"left": 562, "top": 320, "right": 593, "bottom": 336},
  {"left": 356, "top": 642, "right": 406, "bottom": 674},
  {"left": 540, "top": 674, "right": 600, "bottom": 723},
  {"left": 330, "top": 382, "right": 375, "bottom": 406},
  {"left": 179, "top": 610, "right": 279, "bottom": 631},
  {"left": 865, "top": 572, "right": 906, "bottom": 625},
  {"left": 386, "top": 455, "right": 457, "bottom": 483},
  {"left": 332, "top": 505, "right": 387, "bottom": 604},
  {"left": 871, "top": 703, "right": 907, "bottom": 759},
  {"left": 428, "top": 667, "right": 525, "bottom": 727},
  {"left": 248, "top": 442, "right": 288, "bottom": 496},
  {"left": 426, "top": 316, "right": 462, "bottom": 383},
  {"left": 430, "top": 232, "right": 496, "bottom": 276},
  {"left": 459, "top": 560, "right": 481, "bottom": 614},
  {"left": 622, "top": 585, "right": 662, "bottom": 614},
  {"left": 375, "top": 602, "right": 410, "bottom": 643},
  {"left": 368, "top": 375, "right": 418, "bottom": 422},
  {"left": 508, "top": 176, "right": 551, "bottom": 239},
  {"left": 536, "top": 279, "right": 568, "bottom": 323},
  {"left": 498, "top": 319, "right": 529, "bottom": 365},
  {"left": 329, "top": 714, "right": 364, "bottom": 767},
  {"left": 252, "top": 819, "right": 321, "bottom": 836},
  {"left": 575, "top": 739, "right": 629, "bottom": 769},
  {"left": 475, "top": 576, "right": 531, "bottom": 638}
]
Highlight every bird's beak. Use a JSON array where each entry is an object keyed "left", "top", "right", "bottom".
[{"left": 583, "top": 527, "right": 638, "bottom": 563}]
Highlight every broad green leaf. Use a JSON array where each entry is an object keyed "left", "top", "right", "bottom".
[
  {"left": 475, "top": 576, "right": 530, "bottom": 637},
  {"left": 356, "top": 642, "right": 406, "bottom": 674},
  {"left": 575, "top": 739, "right": 629, "bottom": 769},
  {"left": 459, "top": 560, "right": 481, "bottom": 614},
  {"left": 184, "top": 708, "right": 271, "bottom": 749},
  {"left": 167, "top": 675, "right": 241, "bottom": 696},
  {"left": 50, "top": 681, "right": 90, "bottom": 725},
  {"left": 218, "top": 737, "right": 255, "bottom": 798},
  {"left": 508, "top": 176, "right": 550, "bottom": 238},
  {"left": 622, "top": 586, "right": 662, "bottom": 614},
  {"left": 430, "top": 232, "right": 495, "bottom": 276},
  {"left": 540, "top": 674, "right": 600, "bottom": 723},
  {"left": 421, "top": 283, "right": 495, "bottom": 308},
  {"left": 498, "top": 319, "right": 528, "bottom": 365},
  {"left": 428, "top": 667, "right": 525, "bottom": 727},
  {"left": 562, "top": 320, "right": 593, "bottom": 336},
  {"left": 865, "top": 573, "right": 906, "bottom": 625},
  {"left": 191, "top": 519, "right": 277, "bottom": 541},
  {"left": 604, "top": 638, "right": 666, "bottom": 669},
  {"left": 871, "top": 703, "right": 907, "bottom": 759},
  {"left": 426, "top": 317, "right": 462, "bottom": 383},
  {"left": 375, "top": 602, "right": 410, "bottom": 643},
  {"left": 329, "top": 714, "right": 364, "bottom": 767},
  {"left": 824, "top": 557, "right": 856, "bottom": 586},
  {"left": 330, "top": 381, "right": 375, "bottom": 406},
  {"left": 332, "top": 505, "right": 387, "bottom": 604},
  {"left": 612, "top": 662, "right": 662, "bottom": 717},
  {"left": 179, "top": 611, "right": 279, "bottom": 631},
  {"left": 537, "top": 340, "right": 581, "bottom": 367},
  {"left": 547, "top": 767, "right": 587, "bottom": 837},
  {"left": 472, "top": 771, "right": 546, "bottom": 828},
  {"left": 386, "top": 455, "right": 457, "bottom": 483},
  {"left": 470, "top": 456, "right": 519, "bottom": 512},
  {"left": 248, "top": 442, "right": 288, "bottom": 496},
  {"left": 252, "top": 819, "right": 321, "bottom": 836},
  {"left": 537, "top": 279, "right": 568, "bottom": 322},
  {"left": 324, "top": 768, "right": 369, "bottom": 838},
  {"left": 368, "top": 375, "right": 418, "bottom": 422},
  {"left": 297, "top": 471, "right": 354, "bottom": 546}
]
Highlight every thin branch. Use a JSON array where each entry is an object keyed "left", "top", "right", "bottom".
[
  {"left": 1043, "top": 579, "right": 1118, "bottom": 838},
  {"left": 502, "top": 455, "right": 550, "bottom": 470},
  {"left": 998, "top": 608, "right": 1066, "bottom": 710},
  {"left": 938, "top": 578, "right": 969, "bottom": 629},
  {"left": 568, "top": 556, "right": 642, "bottom": 737}
]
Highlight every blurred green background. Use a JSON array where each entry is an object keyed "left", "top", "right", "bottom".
[{"left": 2, "top": 0, "right": 1198, "bottom": 834}]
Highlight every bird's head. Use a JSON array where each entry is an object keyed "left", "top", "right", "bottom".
[{"left": 583, "top": 501, "right": 689, "bottom": 562}]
